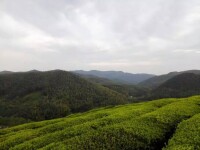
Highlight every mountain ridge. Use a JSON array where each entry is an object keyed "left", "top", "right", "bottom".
[
  {"left": 0, "top": 70, "right": 127, "bottom": 125},
  {"left": 73, "top": 70, "right": 155, "bottom": 84},
  {"left": 139, "top": 70, "right": 200, "bottom": 88},
  {"left": 149, "top": 73, "right": 200, "bottom": 99}
]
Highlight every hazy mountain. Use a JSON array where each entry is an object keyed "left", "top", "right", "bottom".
[
  {"left": 74, "top": 73, "right": 150, "bottom": 101},
  {"left": 27, "top": 69, "right": 40, "bottom": 73},
  {"left": 150, "top": 73, "right": 200, "bottom": 99},
  {"left": 0, "top": 71, "right": 14, "bottom": 75},
  {"left": 0, "top": 70, "right": 127, "bottom": 124},
  {"left": 73, "top": 70, "right": 155, "bottom": 84},
  {"left": 139, "top": 70, "right": 200, "bottom": 88},
  {"left": 0, "top": 70, "right": 40, "bottom": 74},
  {"left": 74, "top": 73, "right": 116, "bottom": 85}
]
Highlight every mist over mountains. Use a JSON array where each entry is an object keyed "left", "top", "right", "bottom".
[{"left": 73, "top": 70, "right": 155, "bottom": 84}]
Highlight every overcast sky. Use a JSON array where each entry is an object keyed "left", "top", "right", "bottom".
[{"left": 0, "top": 0, "right": 200, "bottom": 74}]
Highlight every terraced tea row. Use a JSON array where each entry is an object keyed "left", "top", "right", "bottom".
[
  {"left": 165, "top": 113, "right": 200, "bottom": 150},
  {"left": 0, "top": 96, "right": 200, "bottom": 150}
]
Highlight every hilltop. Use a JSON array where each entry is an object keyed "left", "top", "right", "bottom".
[
  {"left": 0, "top": 70, "right": 127, "bottom": 126},
  {"left": 0, "top": 71, "right": 13, "bottom": 75},
  {"left": 139, "top": 70, "right": 200, "bottom": 88},
  {"left": 150, "top": 73, "right": 200, "bottom": 99}
]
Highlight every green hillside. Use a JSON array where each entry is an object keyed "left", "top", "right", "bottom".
[
  {"left": 73, "top": 74, "right": 150, "bottom": 101},
  {"left": 75, "top": 74, "right": 117, "bottom": 85},
  {"left": 139, "top": 70, "right": 200, "bottom": 88},
  {"left": 165, "top": 113, "right": 200, "bottom": 150},
  {"left": 103, "top": 84, "right": 149, "bottom": 101},
  {"left": 76, "top": 74, "right": 150, "bottom": 101},
  {"left": 151, "top": 73, "right": 200, "bottom": 99},
  {"left": 1, "top": 96, "right": 200, "bottom": 149},
  {"left": 0, "top": 70, "right": 127, "bottom": 126}
]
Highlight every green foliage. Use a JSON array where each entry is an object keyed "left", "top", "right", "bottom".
[
  {"left": 149, "top": 73, "right": 200, "bottom": 99},
  {"left": 78, "top": 74, "right": 150, "bottom": 101},
  {"left": 139, "top": 70, "right": 200, "bottom": 88},
  {"left": 103, "top": 84, "right": 150, "bottom": 101},
  {"left": 164, "top": 113, "right": 200, "bottom": 150},
  {"left": 0, "top": 96, "right": 200, "bottom": 149},
  {"left": 0, "top": 70, "right": 127, "bottom": 124},
  {"left": 0, "top": 117, "right": 31, "bottom": 128}
]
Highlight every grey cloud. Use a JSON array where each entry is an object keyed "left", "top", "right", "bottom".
[{"left": 0, "top": 0, "right": 200, "bottom": 74}]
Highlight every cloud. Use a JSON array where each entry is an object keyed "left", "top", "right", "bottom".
[{"left": 0, "top": 0, "right": 200, "bottom": 74}]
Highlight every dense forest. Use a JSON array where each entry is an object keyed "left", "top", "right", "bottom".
[
  {"left": 76, "top": 74, "right": 151, "bottom": 101},
  {"left": 103, "top": 84, "right": 150, "bottom": 101},
  {"left": 0, "top": 70, "right": 127, "bottom": 126},
  {"left": 139, "top": 70, "right": 200, "bottom": 88},
  {"left": 77, "top": 71, "right": 200, "bottom": 101},
  {"left": 149, "top": 73, "right": 200, "bottom": 99}
]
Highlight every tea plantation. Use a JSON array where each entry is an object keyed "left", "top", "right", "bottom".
[
  {"left": 1, "top": 96, "right": 200, "bottom": 150},
  {"left": 165, "top": 113, "right": 200, "bottom": 150}
]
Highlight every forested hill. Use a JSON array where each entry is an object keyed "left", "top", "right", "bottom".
[
  {"left": 0, "top": 70, "right": 127, "bottom": 125},
  {"left": 0, "top": 71, "right": 13, "bottom": 75},
  {"left": 150, "top": 73, "right": 200, "bottom": 99},
  {"left": 139, "top": 70, "right": 200, "bottom": 88}
]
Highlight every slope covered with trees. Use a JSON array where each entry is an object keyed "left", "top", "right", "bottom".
[
  {"left": 74, "top": 73, "right": 150, "bottom": 101},
  {"left": 139, "top": 70, "right": 200, "bottom": 88},
  {"left": 103, "top": 84, "right": 150, "bottom": 101},
  {"left": 75, "top": 74, "right": 116, "bottom": 85},
  {"left": 0, "top": 70, "right": 127, "bottom": 126},
  {"left": 1, "top": 96, "right": 200, "bottom": 149},
  {"left": 150, "top": 73, "right": 200, "bottom": 99}
]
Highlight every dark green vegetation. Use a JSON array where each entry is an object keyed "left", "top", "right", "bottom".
[
  {"left": 1, "top": 69, "right": 200, "bottom": 128},
  {"left": 73, "top": 70, "right": 155, "bottom": 84},
  {"left": 76, "top": 74, "right": 150, "bottom": 101},
  {"left": 139, "top": 70, "right": 200, "bottom": 88},
  {"left": 0, "top": 70, "right": 127, "bottom": 126},
  {"left": 75, "top": 74, "right": 116, "bottom": 85},
  {"left": 82, "top": 72, "right": 200, "bottom": 101},
  {"left": 0, "top": 117, "right": 31, "bottom": 129},
  {"left": 1, "top": 96, "right": 200, "bottom": 150},
  {"left": 74, "top": 70, "right": 200, "bottom": 101},
  {"left": 103, "top": 84, "right": 149, "bottom": 101},
  {"left": 165, "top": 113, "right": 200, "bottom": 150},
  {"left": 150, "top": 73, "right": 200, "bottom": 99}
]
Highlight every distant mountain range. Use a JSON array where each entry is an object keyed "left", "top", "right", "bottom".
[
  {"left": 139, "top": 70, "right": 200, "bottom": 88},
  {"left": 73, "top": 70, "right": 155, "bottom": 84},
  {"left": 0, "top": 71, "right": 13, "bottom": 74},
  {"left": 0, "top": 70, "right": 40, "bottom": 74},
  {"left": 1, "top": 69, "right": 200, "bottom": 127},
  {"left": 1, "top": 69, "right": 200, "bottom": 88}
]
